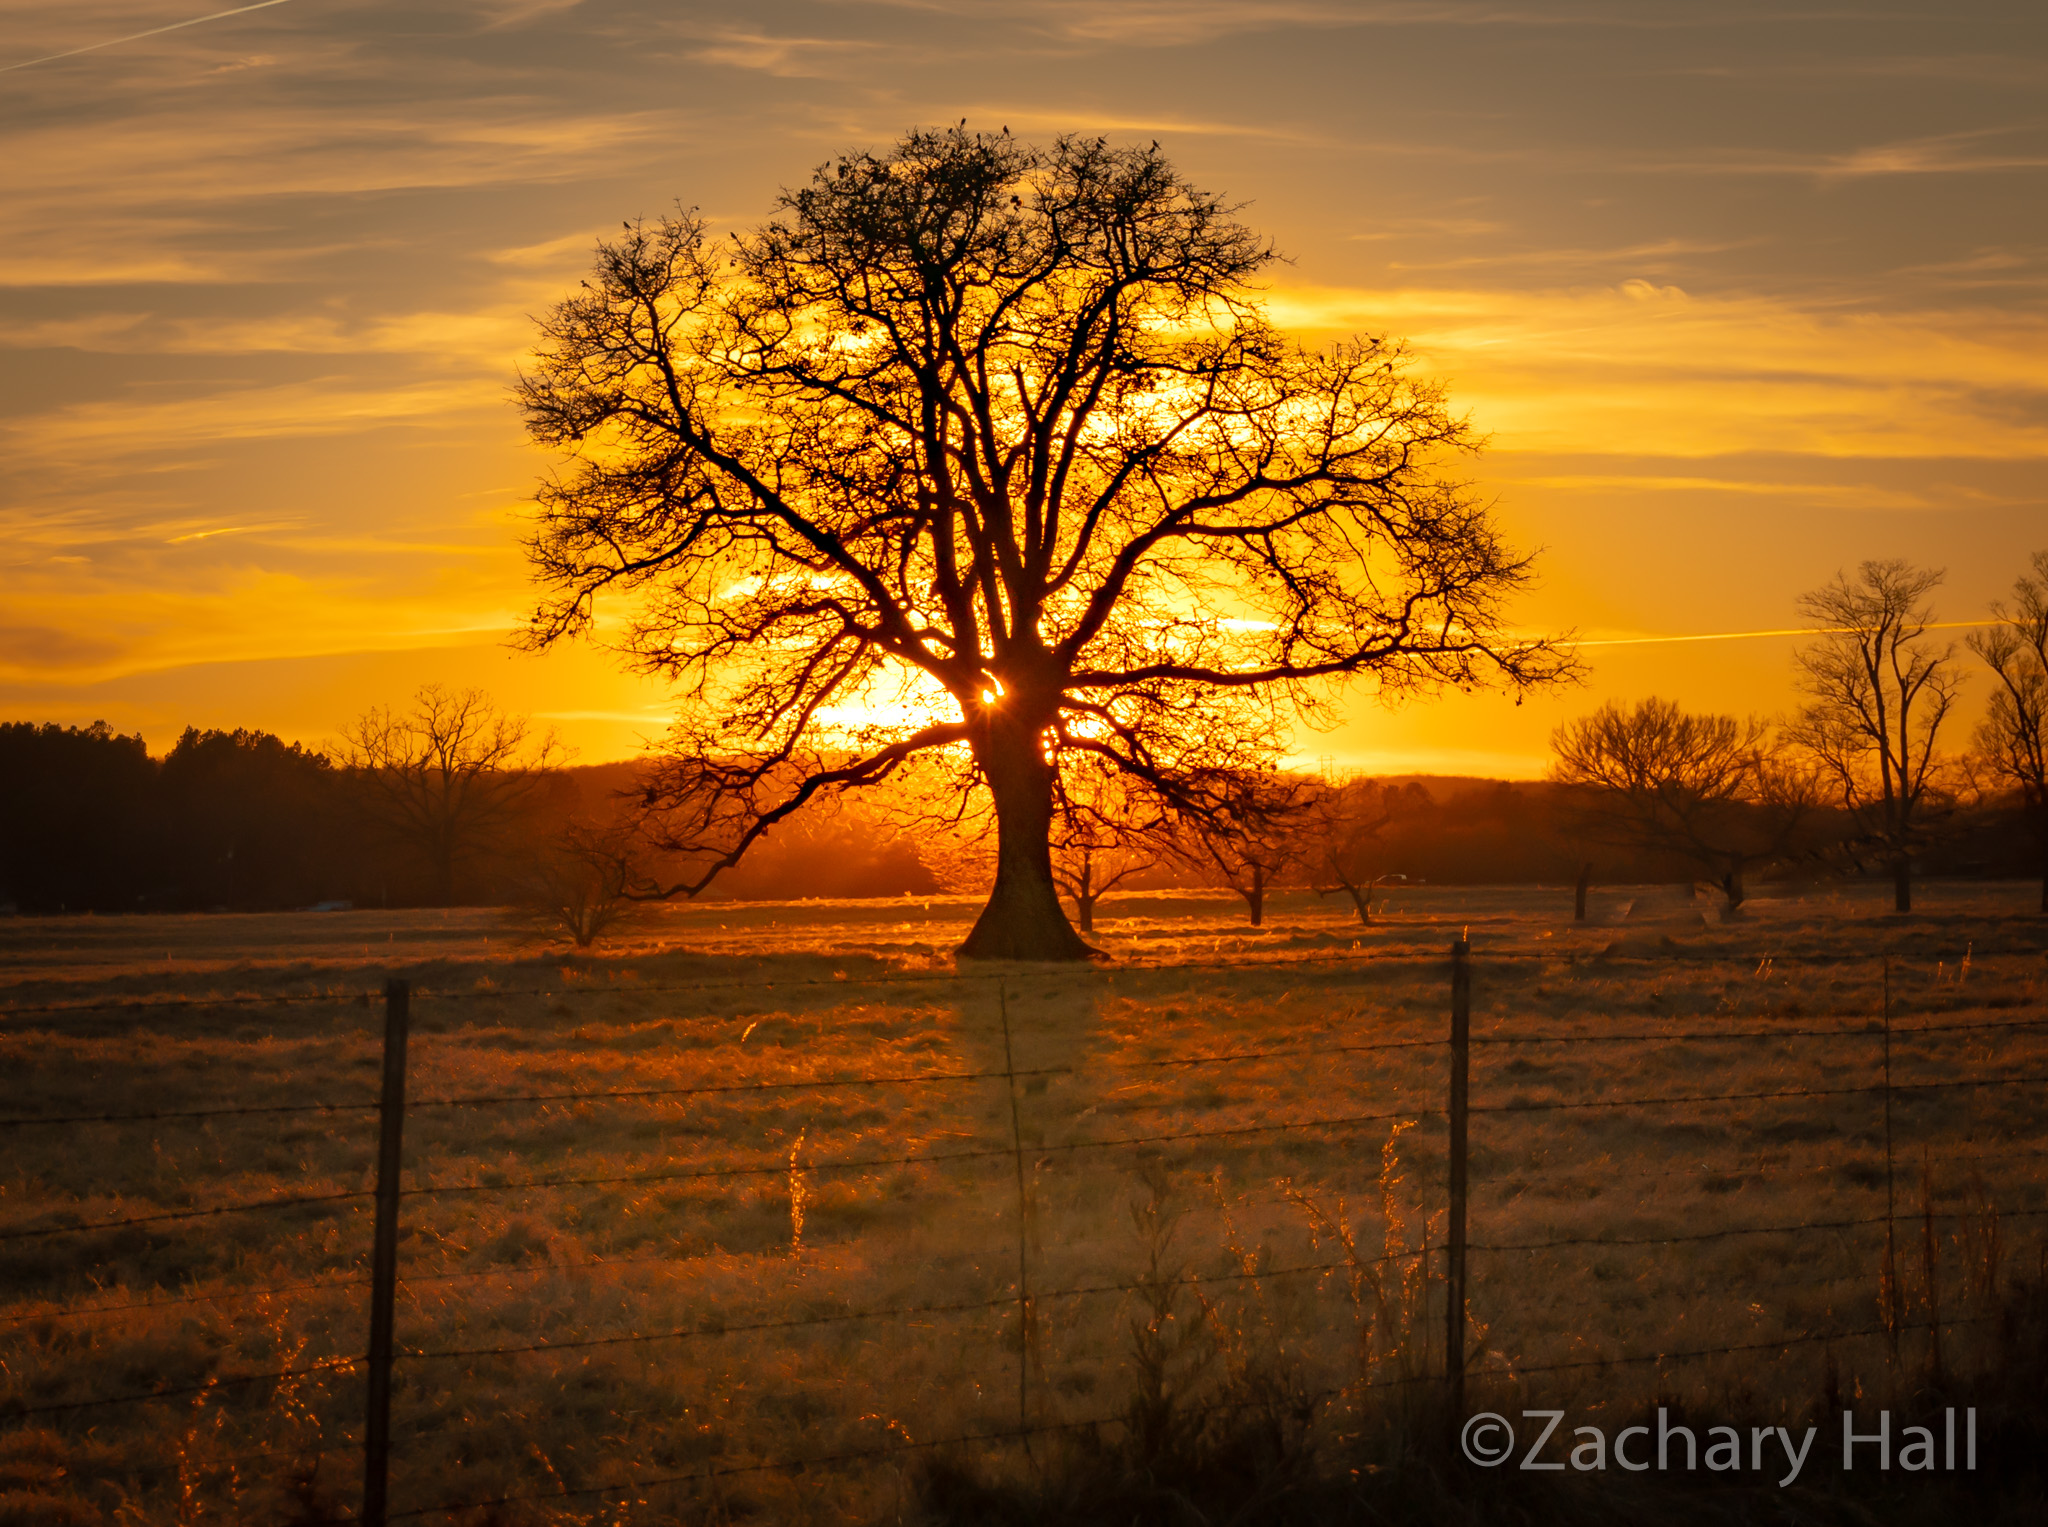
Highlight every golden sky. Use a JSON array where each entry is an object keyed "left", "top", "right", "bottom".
[{"left": 3, "top": 0, "right": 2044, "bottom": 776}]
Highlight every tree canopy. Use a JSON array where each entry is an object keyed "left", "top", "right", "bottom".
[
  {"left": 1550, "top": 697, "right": 1816, "bottom": 910},
  {"left": 518, "top": 127, "right": 1569, "bottom": 958},
  {"left": 338, "top": 686, "right": 566, "bottom": 908}
]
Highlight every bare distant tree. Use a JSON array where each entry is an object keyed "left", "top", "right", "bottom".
[
  {"left": 1968, "top": 550, "right": 2048, "bottom": 911},
  {"left": 1551, "top": 697, "right": 1818, "bottom": 912},
  {"left": 339, "top": 686, "right": 566, "bottom": 905},
  {"left": 1304, "top": 777, "right": 1428, "bottom": 924},
  {"left": 1787, "top": 561, "right": 1963, "bottom": 913},
  {"left": 1049, "top": 759, "right": 1169, "bottom": 934},
  {"left": 526, "top": 820, "right": 642, "bottom": 948},
  {"left": 1052, "top": 840, "right": 1156, "bottom": 935},
  {"left": 1164, "top": 772, "right": 1311, "bottom": 927}
]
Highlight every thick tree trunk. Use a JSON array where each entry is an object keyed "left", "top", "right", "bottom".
[
  {"left": 1574, "top": 862, "right": 1590, "bottom": 922},
  {"left": 1721, "top": 861, "right": 1746, "bottom": 913},
  {"left": 957, "top": 720, "right": 1097, "bottom": 962},
  {"left": 1243, "top": 864, "right": 1266, "bottom": 927},
  {"left": 1893, "top": 856, "right": 1912, "bottom": 914}
]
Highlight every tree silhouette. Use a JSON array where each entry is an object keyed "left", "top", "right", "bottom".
[
  {"left": 526, "top": 820, "right": 643, "bottom": 948},
  {"left": 0, "top": 721, "right": 153, "bottom": 912},
  {"left": 518, "top": 128, "right": 1567, "bottom": 960},
  {"left": 1048, "top": 757, "right": 1170, "bottom": 934},
  {"left": 159, "top": 727, "right": 342, "bottom": 909},
  {"left": 1788, "top": 561, "right": 1962, "bottom": 913},
  {"left": 1163, "top": 770, "right": 1312, "bottom": 927},
  {"left": 1550, "top": 698, "right": 1817, "bottom": 912},
  {"left": 339, "top": 686, "right": 565, "bottom": 906},
  {"left": 1968, "top": 550, "right": 2048, "bottom": 911},
  {"left": 1305, "top": 777, "right": 1429, "bottom": 924}
]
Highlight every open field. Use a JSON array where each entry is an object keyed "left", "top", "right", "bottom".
[{"left": 4, "top": 881, "right": 2047, "bottom": 1523}]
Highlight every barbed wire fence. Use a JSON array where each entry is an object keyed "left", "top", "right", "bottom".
[{"left": 3, "top": 936, "right": 2046, "bottom": 1522}]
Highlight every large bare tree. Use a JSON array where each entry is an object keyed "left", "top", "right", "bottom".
[
  {"left": 1968, "top": 550, "right": 2048, "bottom": 911},
  {"left": 1551, "top": 697, "right": 1816, "bottom": 911},
  {"left": 517, "top": 129, "right": 1567, "bottom": 960},
  {"left": 1788, "top": 561, "right": 1962, "bottom": 913}
]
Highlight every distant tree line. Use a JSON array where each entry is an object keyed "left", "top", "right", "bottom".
[
  {"left": 0, "top": 708, "right": 1783, "bottom": 922},
  {"left": 8, "top": 554, "right": 2045, "bottom": 926},
  {"left": 0, "top": 717, "right": 516, "bottom": 914},
  {"left": 0, "top": 687, "right": 956, "bottom": 918}
]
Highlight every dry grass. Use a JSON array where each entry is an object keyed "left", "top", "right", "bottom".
[{"left": 2, "top": 880, "right": 2045, "bottom": 1523}]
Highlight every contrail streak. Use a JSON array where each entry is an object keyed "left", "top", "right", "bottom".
[
  {"left": 1570, "top": 619, "right": 1996, "bottom": 649},
  {"left": 2, "top": 0, "right": 297, "bottom": 75}
]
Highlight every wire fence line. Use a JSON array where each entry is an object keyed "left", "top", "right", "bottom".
[
  {"left": 4, "top": 939, "right": 2046, "bottom": 1524},
  {"left": 9, "top": 1180, "right": 2038, "bottom": 1335},
  {"left": 0, "top": 944, "right": 1395, "bottom": 1021},
  {"left": 10, "top": 1060, "right": 2043, "bottom": 1237},
  {"left": 0, "top": 1189, "right": 373, "bottom": 1243}
]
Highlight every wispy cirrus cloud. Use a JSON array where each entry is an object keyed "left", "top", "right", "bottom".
[
  {"left": 844, "top": 0, "right": 1909, "bottom": 48},
  {"left": 1637, "top": 124, "right": 2048, "bottom": 180},
  {"left": 1272, "top": 277, "right": 2048, "bottom": 460},
  {"left": 687, "top": 27, "right": 883, "bottom": 77},
  {"left": 3, "top": 376, "right": 505, "bottom": 466}
]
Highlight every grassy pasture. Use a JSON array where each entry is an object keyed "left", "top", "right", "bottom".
[{"left": 2, "top": 881, "right": 2046, "bottom": 1523}]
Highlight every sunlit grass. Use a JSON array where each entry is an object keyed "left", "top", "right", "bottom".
[{"left": 2, "top": 881, "right": 2044, "bottom": 1521}]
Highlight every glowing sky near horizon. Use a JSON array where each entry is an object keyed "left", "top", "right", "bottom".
[{"left": 2, "top": 0, "right": 2043, "bottom": 777}]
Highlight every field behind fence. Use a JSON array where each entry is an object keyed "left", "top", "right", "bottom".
[{"left": 3, "top": 882, "right": 2047, "bottom": 1523}]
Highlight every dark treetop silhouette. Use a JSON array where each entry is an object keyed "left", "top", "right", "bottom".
[
  {"left": 517, "top": 128, "right": 1569, "bottom": 960},
  {"left": 1968, "top": 551, "right": 2048, "bottom": 912},
  {"left": 1549, "top": 697, "right": 1817, "bottom": 912},
  {"left": 1788, "top": 560, "right": 1962, "bottom": 915}
]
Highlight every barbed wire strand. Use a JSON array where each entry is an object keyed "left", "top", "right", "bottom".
[
  {"left": 13, "top": 1066, "right": 2044, "bottom": 1245},
  {"left": 0, "top": 1355, "right": 361, "bottom": 1420},
  {"left": 1473, "top": 1070, "right": 2048, "bottom": 1116},
  {"left": 0, "top": 1190, "right": 368, "bottom": 1244},
  {"left": 402, "top": 1251, "right": 1426, "bottom": 1365},
  {"left": 398, "top": 1106, "right": 1447, "bottom": 1203}
]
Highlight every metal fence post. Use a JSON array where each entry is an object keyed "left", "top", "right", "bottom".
[
  {"left": 997, "top": 983, "right": 1032, "bottom": 1447},
  {"left": 363, "top": 978, "right": 411, "bottom": 1527},
  {"left": 1446, "top": 937, "right": 1471, "bottom": 1426}
]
